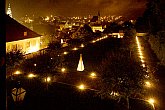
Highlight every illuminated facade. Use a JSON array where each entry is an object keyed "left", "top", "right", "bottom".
[
  {"left": 6, "top": 37, "right": 41, "bottom": 54},
  {"left": 6, "top": 14, "right": 41, "bottom": 54},
  {"left": 91, "top": 25, "right": 103, "bottom": 32}
]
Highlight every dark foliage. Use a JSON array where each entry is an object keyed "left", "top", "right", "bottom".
[
  {"left": 6, "top": 50, "right": 24, "bottom": 67},
  {"left": 47, "top": 41, "right": 61, "bottom": 50}
]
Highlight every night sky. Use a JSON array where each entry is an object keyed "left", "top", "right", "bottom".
[{"left": 6, "top": 0, "right": 147, "bottom": 19}]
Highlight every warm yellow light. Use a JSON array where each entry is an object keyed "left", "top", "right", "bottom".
[
  {"left": 34, "top": 63, "right": 37, "bottom": 66},
  {"left": 148, "top": 98, "right": 155, "bottom": 105},
  {"left": 141, "top": 59, "right": 145, "bottom": 63},
  {"left": 145, "top": 81, "right": 151, "bottom": 87},
  {"left": 142, "top": 64, "right": 145, "bottom": 68},
  {"left": 45, "top": 16, "right": 49, "bottom": 21},
  {"left": 92, "top": 40, "right": 96, "bottom": 43},
  {"left": 45, "top": 77, "right": 51, "bottom": 82},
  {"left": 139, "top": 55, "right": 144, "bottom": 59},
  {"left": 14, "top": 70, "right": 21, "bottom": 75},
  {"left": 73, "top": 47, "right": 78, "bottom": 50},
  {"left": 61, "top": 68, "right": 66, "bottom": 72},
  {"left": 80, "top": 44, "right": 84, "bottom": 48},
  {"left": 78, "top": 84, "right": 85, "bottom": 90},
  {"left": 63, "top": 51, "right": 68, "bottom": 55},
  {"left": 90, "top": 72, "right": 96, "bottom": 78},
  {"left": 28, "top": 45, "right": 40, "bottom": 54},
  {"left": 28, "top": 73, "right": 36, "bottom": 78}
]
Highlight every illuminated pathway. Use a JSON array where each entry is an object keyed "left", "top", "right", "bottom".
[{"left": 135, "top": 36, "right": 158, "bottom": 110}]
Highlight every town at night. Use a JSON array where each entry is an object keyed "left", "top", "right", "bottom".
[{"left": 4, "top": 0, "right": 165, "bottom": 110}]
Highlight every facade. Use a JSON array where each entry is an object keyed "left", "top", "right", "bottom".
[
  {"left": 89, "top": 12, "right": 103, "bottom": 32},
  {"left": 91, "top": 25, "right": 103, "bottom": 32},
  {"left": 6, "top": 14, "right": 41, "bottom": 54},
  {"left": 6, "top": 37, "right": 40, "bottom": 54}
]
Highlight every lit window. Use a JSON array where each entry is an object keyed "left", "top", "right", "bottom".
[{"left": 24, "top": 32, "right": 27, "bottom": 36}]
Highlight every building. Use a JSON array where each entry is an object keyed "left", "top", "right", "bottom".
[
  {"left": 89, "top": 12, "right": 103, "bottom": 32},
  {"left": 90, "top": 25, "right": 103, "bottom": 32},
  {"left": 6, "top": 14, "right": 42, "bottom": 54}
]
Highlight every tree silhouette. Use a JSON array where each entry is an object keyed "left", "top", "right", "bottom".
[{"left": 6, "top": 50, "right": 24, "bottom": 77}]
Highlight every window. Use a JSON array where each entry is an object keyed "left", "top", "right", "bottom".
[
  {"left": 24, "top": 32, "right": 27, "bottom": 36},
  {"left": 26, "top": 41, "right": 30, "bottom": 48},
  {"left": 12, "top": 44, "right": 17, "bottom": 51}
]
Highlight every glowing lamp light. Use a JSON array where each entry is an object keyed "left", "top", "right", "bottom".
[
  {"left": 63, "top": 51, "right": 68, "bottom": 55},
  {"left": 45, "top": 77, "right": 51, "bottom": 82},
  {"left": 73, "top": 47, "right": 78, "bottom": 50},
  {"left": 92, "top": 40, "right": 96, "bottom": 43},
  {"left": 142, "top": 64, "right": 145, "bottom": 68},
  {"left": 148, "top": 98, "right": 155, "bottom": 104},
  {"left": 61, "top": 68, "right": 66, "bottom": 72},
  {"left": 28, "top": 73, "right": 36, "bottom": 78},
  {"left": 141, "top": 59, "right": 145, "bottom": 63},
  {"left": 34, "top": 63, "right": 37, "bottom": 66},
  {"left": 147, "top": 98, "right": 155, "bottom": 109},
  {"left": 78, "top": 84, "right": 85, "bottom": 90},
  {"left": 14, "top": 71, "right": 21, "bottom": 75},
  {"left": 145, "top": 81, "right": 151, "bottom": 87},
  {"left": 80, "top": 44, "right": 84, "bottom": 48},
  {"left": 90, "top": 72, "right": 96, "bottom": 78}
]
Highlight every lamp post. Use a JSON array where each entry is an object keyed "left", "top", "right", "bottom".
[{"left": 11, "top": 82, "right": 26, "bottom": 109}]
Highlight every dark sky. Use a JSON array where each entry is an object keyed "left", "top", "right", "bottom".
[{"left": 6, "top": 0, "right": 147, "bottom": 19}]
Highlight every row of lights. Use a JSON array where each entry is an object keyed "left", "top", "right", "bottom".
[
  {"left": 136, "top": 36, "right": 146, "bottom": 68},
  {"left": 13, "top": 69, "right": 97, "bottom": 91},
  {"left": 92, "top": 35, "right": 108, "bottom": 43},
  {"left": 61, "top": 44, "right": 85, "bottom": 57},
  {"left": 135, "top": 36, "right": 156, "bottom": 109}
]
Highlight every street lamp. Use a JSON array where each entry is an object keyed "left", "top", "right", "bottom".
[
  {"left": 145, "top": 81, "right": 152, "bottom": 88},
  {"left": 63, "top": 51, "right": 68, "bottom": 55},
  {"left": 80, "top": 44, "right": 84, "bottom": 48},
  {"left": 90, "top": 72, "right": 97, "bottom": 78},
  {"left": 147, "top": 98, "right": 155, "bottom": 109},
  {"left": 14, "top": 70, "right": 21, "bottom": 75},
  {"left": 27, "top": 73, "right": 36, "bottom": 78},
  {"left": 77, "top": 84, "right": 86, "bottom": 90},
  {"left": 11, "top": 88, "right": 26, "bottom": 103},
  {"left": 34, "top": 63, "right": 37, "bottom": 66},
  {"left": 44, "top": 77, "right": 51, "bottom": 83},
  {"left": 61, "top": 68, "right": 66, "bottom": 72},
  {"left": 73, "top": 47, "right": 78, "bottom": 50}
]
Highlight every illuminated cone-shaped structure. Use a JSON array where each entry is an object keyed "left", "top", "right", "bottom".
[{"left": 77, "top": 54, "right": 84, "bottom": 71}]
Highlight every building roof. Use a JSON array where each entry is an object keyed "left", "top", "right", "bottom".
[{"left": 6, "top": 14, "right": 41, "bottom": 42}]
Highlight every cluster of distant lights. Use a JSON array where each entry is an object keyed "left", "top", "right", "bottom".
[
  {"left": 22, "top": 14, "right": 125, "bottom": 24},
  {"left": 135, "top": 36, "right": 156, "bottom": 109}
]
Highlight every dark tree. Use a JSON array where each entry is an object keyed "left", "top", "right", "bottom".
[
  {"left": 103, "top": 22, "right": 122, "bottom": 33},
  {"left": 48, "top": 41, "right": 61, "bottom": 50},
  {"left": 97, "top": 49, "right": 148, "bottom": 109},
  {"left": 6, "top": 50, "right": 24, "bottom": 77},
  {"left": 83, "top": 24, "right": 93, "bottom": 33},
  {"left": 6, "top": 50, "right": 24, "bottom": 67},
  {"left": 142, "top": 0, "right": 165, "bottom": 34}
]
